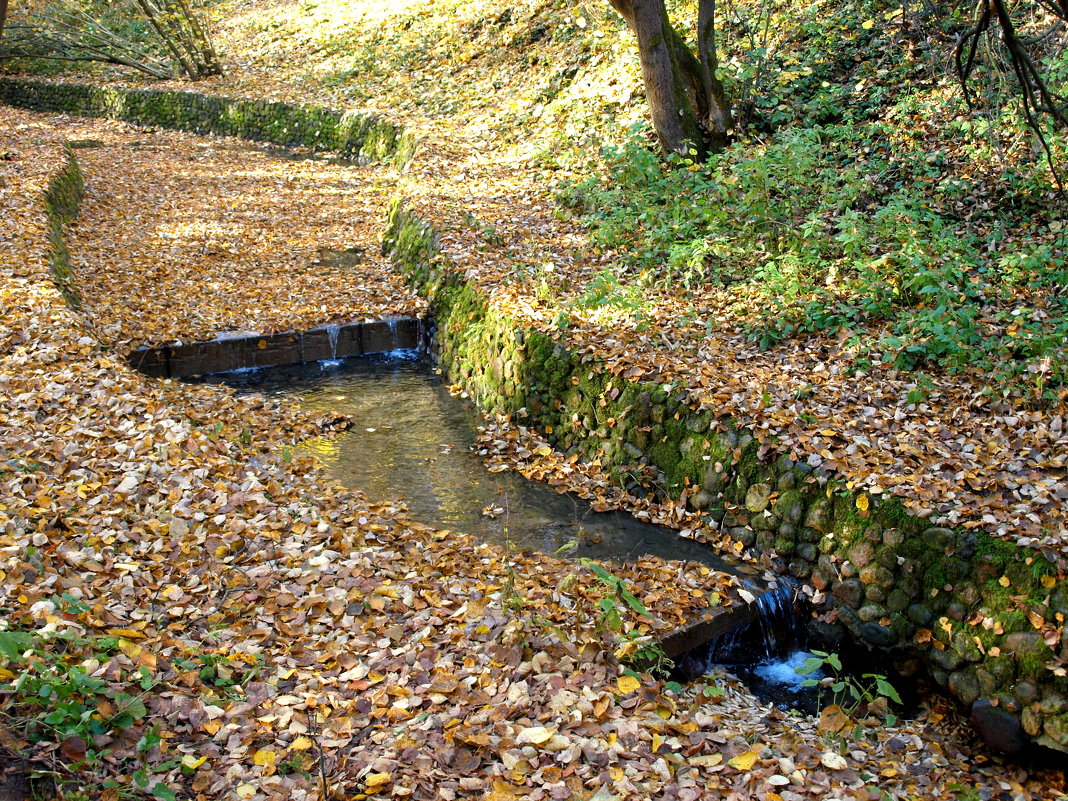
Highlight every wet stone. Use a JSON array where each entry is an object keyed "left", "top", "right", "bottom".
[
  {"left": 1040, "top": 692, "right": 1066, "bottom": 715},
  {"left": 1044, "top": 713, "right": 1068, "bottom": 746},
  {"left": 948, "top": 667, "right": 980, "bottom": 705},
  {"left": 703, "top": 468, "right": 728, "bottom": 494},
  {"left": 730, "top": 527, "right": 756, "bottom": 548},
  {"left": 849, "top": 542, "right": 876, "bottom": 569},
  {"left": 922, "top": 527, "right": 956, "bottom": 551},
  {"left": 907, "top": 603, "right": 934, "bottom": 626},
  {"left": 882, "top": 528, "right": 906, "bottom": 548},
  {"left": 773, "top": 538, "right": 795, "bottom": 556},
  {"left": 886, "top": 589, "right": 909, "bottom": 614},
  {"left": 971, "top": 699, "right": 1028, "bottom": 754},
  {"left": 946, "top": 601, "right": 967, "bottom": 622},
  {"left": 745, "top": 483, "right": 772, "bottom": 513},
  {"left": 753, "top": 511, "right": 778, "bottom": 531},
  {"left": 788, "top": 561, "right": 810, "bottom": 579},
  {"left": 832, "top": 579, "right": 864, "bottom": 609},
  {"left": 1004, "top": 632, "right": 1047, "bottom": 661},
  {"left": 779, "top": 498, "right": 804, "bottom": 525},
  {"left": 1022, "top": 706, "right": 1043, "bottom": 737},
  {"left": 860, "top": 622, "right": 895, "bottom": 648},
  {"left": 859, "top": 565, "right": 894, "bottom": 589},
  {"left": 804, "top": 499, "right": 833, "bottom": 533},
  {"left": 952, "top": 631, "right": 983, "bottom": 662},
  {"left": 858, "top": 604, "right": 887, "bottom": 623},
  {"left": 929, "top": 647, "right": 963, "bottom": 672},
  {"left": 1014, "top": 681, "right": 1040, "bottom": 705},
  {"left": 864, "top": 585, "right": 886, "bottom": 605}
]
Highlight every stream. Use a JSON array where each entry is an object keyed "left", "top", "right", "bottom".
[{"left": 201, "top": 350, "right": 833, "bottom": 711}]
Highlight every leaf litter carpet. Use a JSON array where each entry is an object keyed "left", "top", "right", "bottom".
[{"left": 1, "top": 106, "right": 1066, "bottom": 799}]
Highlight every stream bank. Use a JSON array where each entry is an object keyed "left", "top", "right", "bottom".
[{"left": 383, "top": 198, "right": 1068, "bottom": 756}]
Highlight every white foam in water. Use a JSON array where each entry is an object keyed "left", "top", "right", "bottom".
[
  {"left": 320, "top": 359, "right": 343, "bottom": 368},
  {"left": 754, "top": 650, "right": 822, "bottom": 691},
  {"left": 384, "top": 348, "right": 420, "bottom": 360}
]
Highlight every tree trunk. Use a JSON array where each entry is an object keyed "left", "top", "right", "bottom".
[
  {"left": 697, "top": 0, "right": 733, "bottom": 150},
  {"left": 609, "top": 0, "right": 709, "bottom": 156},
  {"left": 0, "top": 0, "right": 9, "bottom": 41}
]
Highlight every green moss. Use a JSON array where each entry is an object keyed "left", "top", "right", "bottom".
[
  {"left": 43, "top": 145, "right": 85, "bottom": 310},
  {"left": 0, "top": 78, "right": 411, "bottom": 165}
]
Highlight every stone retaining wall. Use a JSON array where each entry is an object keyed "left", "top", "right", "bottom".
[
  {"left": 383, "top": 198, "right": 1068, "bottom": 755},
  {"left": 43, "top": 144, "right": 85, "bottom": 309},
  {"left": 0, "top": 77, "right": 417, "bottom": 165}
]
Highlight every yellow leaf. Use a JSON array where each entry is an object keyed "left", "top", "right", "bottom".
[
  {"left": 0, "top": 668, "right": 14, "bottom": 679},
  {"left": 535, "top": 446, "right": 552, "bottom": 456},
  {"left": 818, "top": 704, "right": 851, "bottom": 733},
  {"left": 690, "top": 753, "right": 722, "bottom": 768},
  {"left": 517, "top": 726, "right": 555, "bottom": 745},
  {"left": 998, "top": 576, "right": 1011, "bottom": 588},
  {"left": 1041, "top": 575, "right": 1056, "bottom": 589},
  {"left": 728, "top": 750, "right": 758, "bottom": 771},
  {"left": 107, "top": 628, "right": 144, "bottom": 639},
  {"left": 861, "top": 18, "right": 875, "bottom": 29},
  {"left": 252, "top": 748, "right": 276, "bottom": 767},
  {"left": 290, "top": 736, "right": 313, "bottom": 751},
  {"left": 365, "top": 772, "right": 392, "bottom": 789},
  {"left": 236, "top": 784, "right": 256, "bottom": 799},
  {"left": 616, "top": 675, "right": 641, "bottom": 694},
  {"left": 181, "top": 754, "right": 207, "bottom": 769},
  {"left": 652, "top": 733, "right": 664, "bottom": 753},
  {"left": 855, "top": 495, "right": 869, "bottom": 513}
]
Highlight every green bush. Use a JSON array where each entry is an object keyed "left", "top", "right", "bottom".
[{"left": 558, "top": 118, "right": 1068, "bottom": 402}]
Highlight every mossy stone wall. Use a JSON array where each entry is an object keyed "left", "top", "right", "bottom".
[
  {"left": 0, "top": 77, "right": 417, "bottom": 165},
  {"left": 384, "top": 198, "right": 1068, "bottom": 754},
  {"left": 43, "top": 144, "right": 85, "bottom": 309}
]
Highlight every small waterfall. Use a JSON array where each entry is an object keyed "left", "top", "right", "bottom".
[
  {"left": 675, "top": 581, "right": 806, "bottom": 680},
  {"left": 325, "top": 324, "right": 340, "bottom": 359},
  {"left": 387, "top": 319, "right": 399, "bottom": 349}
]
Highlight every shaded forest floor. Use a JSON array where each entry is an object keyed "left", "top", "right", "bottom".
[{"left": 1, "top": 0, "right": 1068, "bottom": 797}]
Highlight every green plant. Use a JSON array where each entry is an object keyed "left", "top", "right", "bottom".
[
  {"left": 795, "top": 649, "right": 902, "bottom": 725},
  {"left": 577, "top": 559, "right": 652, "bottom": 632},
  {"left": 0, "top": 631, "right": 153, "bottom": 761}
]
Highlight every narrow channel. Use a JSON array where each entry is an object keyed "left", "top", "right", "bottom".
[{"left": 198, "top": 350, "right": 838, "bottom": 713}]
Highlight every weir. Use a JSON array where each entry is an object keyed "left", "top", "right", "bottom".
[{"left": 127, "top": 316, "right": 426, "bottom": 378}]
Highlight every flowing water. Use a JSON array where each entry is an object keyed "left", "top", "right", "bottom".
[
  {"left": 202, "top": 351, "right": 838, "bottom": 711},
  {"left": 673, "top": 581, "right": 825, "bottom": 713},
  {"left": 209, "top": 352, "right": 753, "bottom": 574}
]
